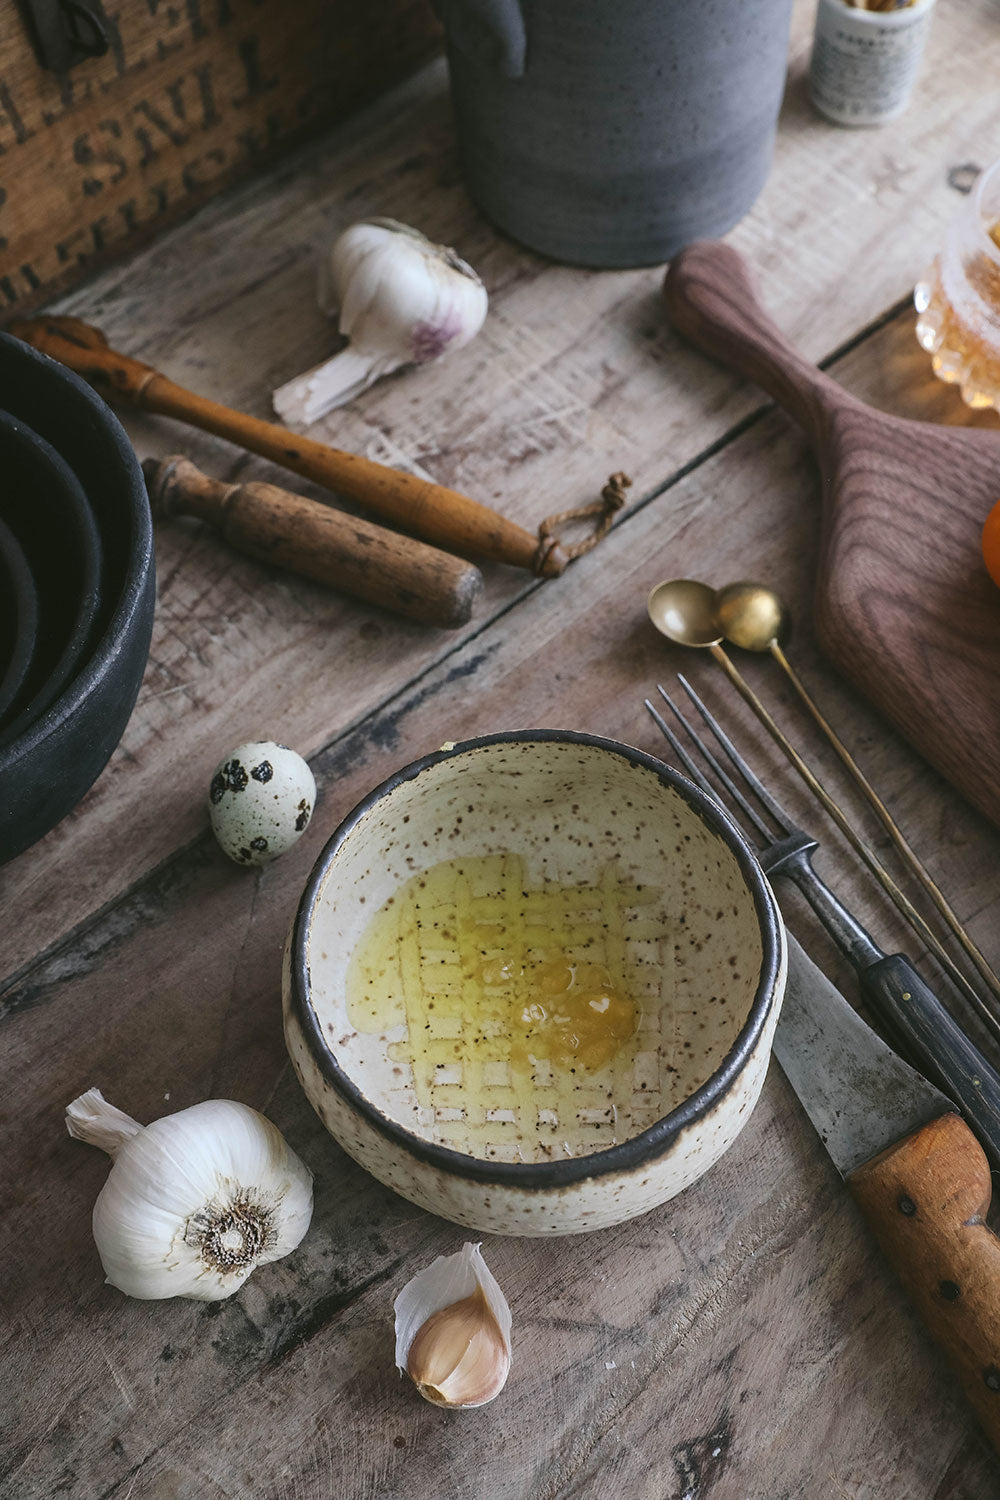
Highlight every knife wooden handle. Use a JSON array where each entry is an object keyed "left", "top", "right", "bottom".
[{"left": 848, "top": 1112, "right": 1000, "bottom": 1451}]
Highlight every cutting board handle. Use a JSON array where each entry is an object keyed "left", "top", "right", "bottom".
[
  {"left": 849, "top": 1112, "right": 1000, "bottom": 1452},
  {"left": 663, "top": 240, "right": 856, "bottom": 448}
]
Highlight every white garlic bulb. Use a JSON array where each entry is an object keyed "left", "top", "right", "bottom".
[
  {"left": 66, "top": 1089, "right": 313, "bottom": 1301},
  {"left": 394, "top": 1242, "right": 512, "bottom": 1408},
  {"left": 273, "top": 218, "right": 488, "bottom": 424}
]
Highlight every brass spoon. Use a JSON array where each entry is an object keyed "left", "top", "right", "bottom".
[
  {"left": 647, "top": 578, "right": 1000, "bottom": 1037},
  {"left": 713, "top": 580, "right": 1000, "bottom": 1009}
]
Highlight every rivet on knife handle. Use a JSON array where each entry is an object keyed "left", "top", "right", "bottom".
[{"left": 849, "top": 1113, "right": 1000, "bottom": 1451}]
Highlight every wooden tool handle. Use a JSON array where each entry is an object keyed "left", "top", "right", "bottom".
[
  {"left": 663, "top": 241, "right": 855, "bottom": 447},
  {"left": 849, "top": 1113, "right": 1000, "bottom": 1452},
  {"left": 9, "top": 316, "right": 566, "bottom": 578},
  {"left": 145, "top": 456, "right": 483, "bottom": 629}
]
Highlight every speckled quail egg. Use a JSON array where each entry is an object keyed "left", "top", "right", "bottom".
[{"left": 208, "top": 741, "right": 316, "bottom": 867}]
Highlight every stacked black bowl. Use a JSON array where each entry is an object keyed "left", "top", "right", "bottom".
[{"left": 0, "top": 331, "right": 155, "bottom": 864}]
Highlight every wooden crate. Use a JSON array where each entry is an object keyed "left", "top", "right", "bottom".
[{"left": 0, "top": 0, "right": 441, "bottom": 316}]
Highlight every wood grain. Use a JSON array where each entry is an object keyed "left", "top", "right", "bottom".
[
  {"left": 2, "top": 372, "right": 1000, "bottom": 1497},
  {"left": 664, "top": 238, "right": 1000, "bottom": 830},
  {"left": 145, "top": 456, "right": 483, "bottom": 629},
  {"left": 0, "top": 0, "right": 441, "bottom": 314},
  {"left": 3, "top": 3, "right": 1000, "bottom": 1493},
  {"left": 9, "top": 314, "right": 566, "bottom": 576},
  {"left": 5, "top": 0, "right": 1000, "bottom": 981},
  {"left": 849, "top": 1112, "right": 1000, "bottom": 1454}
]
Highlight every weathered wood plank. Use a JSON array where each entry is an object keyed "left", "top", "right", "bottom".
[
  {"left": 5, "top": 13, "right": 1000, "bottom": 1490},
  {"left": 2, "top": 358, "right": 999, "bottom": 1497},
  {"left": 3, "top": 0, "right": 1000, "bottom": 977},
  {"left": 0, "top": 0, "right": 442, "bottom": 314}
]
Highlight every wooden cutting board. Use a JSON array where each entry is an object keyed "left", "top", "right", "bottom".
[{"left": 664, "top": 240, "right": 1000, "bottom": 830}]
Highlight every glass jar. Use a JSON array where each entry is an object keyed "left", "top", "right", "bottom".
[{"left": 915, "top": 159, "right": 1000, "bottom": 411}]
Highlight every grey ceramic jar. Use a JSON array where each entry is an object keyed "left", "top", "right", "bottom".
[{"left": 434, "top": 0, "right": 794, "bottom": 267}]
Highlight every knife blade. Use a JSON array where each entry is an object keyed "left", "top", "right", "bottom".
[{"left": 778, "top": 935, "right": 1000, "bottom": 1452}]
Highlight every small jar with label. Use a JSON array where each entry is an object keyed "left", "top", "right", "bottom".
[{"left": 810, "top": 0, "right": 937, "bottom": 128}]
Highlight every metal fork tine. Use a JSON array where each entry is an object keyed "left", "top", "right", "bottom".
[
  {"left": 643, "top": 697, "right": 719, "bottom": 804},
  {"left": 644, "top": 671, "right": 1000, "bottom": 1052},
  {"left": 653, "top": 684, "right": 775, "bottom": 844},
  {"left": 676, "top": 672, "right": 795, "bottom": 836}
]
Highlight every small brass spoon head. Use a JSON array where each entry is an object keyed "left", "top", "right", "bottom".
[
  {"left": 647, "top": 578, "right": 722, "bottom": 648},
  {"left": 714, "top": 582, "right": 789, "bottom": 652}
]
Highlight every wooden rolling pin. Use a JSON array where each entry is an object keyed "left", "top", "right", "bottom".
[
  {"left": 143, "top": 456, "right": 483, "bottom": 629},
  {"left": 10, "top": 315, "right": 567, "bottom": 577}
]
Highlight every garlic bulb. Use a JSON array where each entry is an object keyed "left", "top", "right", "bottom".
[
  {"left": 66, "top": 1089, "right": 313, "bottom": 1301},
  {"left": 273, "top": 218, "right": 488, "bottom": 423},
  {"left": 394, "top": 1242, "right": 512, "bottom": 1408}
]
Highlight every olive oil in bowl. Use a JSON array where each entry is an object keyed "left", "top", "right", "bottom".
[{"left": 346, "top": 852, "right": 659, "bottom": 1162}]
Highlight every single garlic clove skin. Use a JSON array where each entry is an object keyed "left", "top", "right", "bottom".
[
  {"left": 67, "top": 1092, "right": 313, "bottom": 1301},
  {"left": 406, "top": 1285, "right": 511, "bottom": 1408},
  {"left": 274, "top": 219, "right": 488, "bottom": 424},
  {"left": 394, "top": 1242, "right": 512, "bottom": 1409}
]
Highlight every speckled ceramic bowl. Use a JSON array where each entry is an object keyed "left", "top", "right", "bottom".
[{"left": 284, "top": 732, "right": 786, "bottom": 1235}]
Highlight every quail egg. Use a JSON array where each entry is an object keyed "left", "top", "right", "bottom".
[{"left": 208, "top": 741, "right": 316, "bottom": 867}]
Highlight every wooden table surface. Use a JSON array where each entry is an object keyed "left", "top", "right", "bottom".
[{"left": 5, "top": 4, "right": 1000, "bottom": 1496}]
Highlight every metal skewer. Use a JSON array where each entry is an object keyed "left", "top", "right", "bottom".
[
  {"left": 648, "top": 576, "right": 1000, "bottom": 1013},
  {"left": 647, "top": 580, "right": 1000, "bottom": 1042}
]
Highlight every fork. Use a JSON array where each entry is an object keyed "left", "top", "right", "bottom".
[{"left": 645, "top": 675, "right": 1000, "bottom": 1169}]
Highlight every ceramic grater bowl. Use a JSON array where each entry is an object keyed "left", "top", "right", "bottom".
[{"left": 283, "top": 731, "right": 786, "bottom": 1236}]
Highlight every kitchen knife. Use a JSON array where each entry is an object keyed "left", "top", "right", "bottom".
[{"left": 778, "top": 935, "right": 1000, "bottom": 1451}]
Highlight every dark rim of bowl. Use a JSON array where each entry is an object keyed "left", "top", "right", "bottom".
[
  {"left": 0, "top": 410, "right": 103, "bottom": 744},
  {"left": 289, "top": 729, "right": 783, "bottom": 1190},
  {"left": 0, "top": 331, "right": 152, "bottom": 763},
  {"left": 0, "top": 514, "right": 39, "bottom": 719}
]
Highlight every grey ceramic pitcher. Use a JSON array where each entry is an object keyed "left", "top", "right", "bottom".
[{"left": 434, "top": 0, "right": 794, "bottom": 267}]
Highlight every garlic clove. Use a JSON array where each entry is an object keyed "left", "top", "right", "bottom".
[
  {"left": 406, "top": 1284, "right": 510, "bottom": 1408},
  {"left": 67, "top": 1091, "right": 313, "bottom": 1302},
  {"left": 394, "top": 1242, "right": 512, "bottom": 1408},
  {"left": 274, "top": 218, "right": 488, "bottom": 424}
]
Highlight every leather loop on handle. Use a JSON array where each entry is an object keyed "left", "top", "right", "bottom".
[
  {"left": 849, "top": 1113, "right": 1000, "bottom": 1453},
  {"left": 663, "top": 240, "right": 857, "bottom": 449}
]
